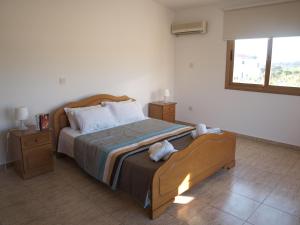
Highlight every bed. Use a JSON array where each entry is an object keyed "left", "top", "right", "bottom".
[{"left": 53, "top": 94, "right": 236, "bottom": 219}]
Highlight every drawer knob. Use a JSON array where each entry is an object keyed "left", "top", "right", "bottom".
[{"left": 35, "top": 138, "right": 38, "bottom": 142}]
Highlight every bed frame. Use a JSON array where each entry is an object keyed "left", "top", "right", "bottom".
[{"left": 53, "top": 94, "right": 236, "bottom": 219}]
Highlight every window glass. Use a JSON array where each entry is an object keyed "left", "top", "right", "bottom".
[
  {"left": 233, "top": 38, "right": 268, "bottom": 85},
  {"left": 269, "top": 36, "right": 300, "bottom": 88}
]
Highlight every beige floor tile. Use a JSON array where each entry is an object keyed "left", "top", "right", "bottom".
[
  {"left": 59, "top": 210, "right": 118, "bottom": 225},
  {"left": 231, "top": 165, "right": 281, "bottom": 187},
  {"left": 181, "top": 206, "right": 244, "bottom": 225},
  {"left": 91, "top": 192, "right": 138, "bottom": 214},
  {"left": 72, "top": 175, "right": 117, "bottom": 203},
  {"left": 264, "top": 186, "right": 300, "bottom": 217},
  {"left": 194, "top": 187, "right": 223, "bottom": 204},
  {"left": 237, "top": 142, "right": 299, "bottom": 176},
  {"left": 22, "top": 212, "right": 121, "bottom": 225},
  {"left": 228, "top": 160, "right": 252, "bottom": 177},
  {"left": 198, "top": 172, "right": 234, "bottom": 195},
  {"left": 0, "top": 182, "right": 34, "bottom": 209},
  {"left": 248, "top": 204, "right": 300, "bottom": 225},
  {"left": 22, "top": 217, "right": 64, "bottom": 225},
  {"left": 211, "top": 192, "right": 260, "bottom": 220},
  {"left": 0, "top": 200, "right": 49, "bottom": 225},
  {"left": 169, "top": 197, "right": 207, "bottom": 220},
  {"left": 43, "top": 194, "right": 111, "bottom": 225},
  {"left": 275, "top": 175, "right": 300, "bottom": 192},
  {"left": 26, "top": 180, "right": 74, "bottom": 202},
  {"left": 81, "top": 216, "right": 121, "bottom": 225},
  {"left": 230, "top": 177, "right": 273, "bottom": 202},
  {"left": 287, "top": 159, "right": 300, "bottom": 180},
  {"left": 44, "top": 188, "right": 106, "bottom": 216},
  {"left": 113, "top": 204, "right": 181, "bottom": 225},
  {"left": 0, "top": 169, "right": 24, "bottom": 188}
]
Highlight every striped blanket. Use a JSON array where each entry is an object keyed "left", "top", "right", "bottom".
[{"left": 73, "top": 119, "right": 194, "bottom": 189}]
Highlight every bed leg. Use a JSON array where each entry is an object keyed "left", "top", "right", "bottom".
[
  {"left": 224, "top": 160, "right": 235, "bottom": 170},
  {"left": 56, "top": 152, "right": 66, "bottom": 158}
]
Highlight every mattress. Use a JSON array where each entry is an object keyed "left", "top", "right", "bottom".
[{"left": 57, "top": 127, "right": 82, "bottom": 158}]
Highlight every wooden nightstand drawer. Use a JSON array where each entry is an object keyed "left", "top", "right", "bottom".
[
  {"left": 149, "top": 104, "right": 163, "bottom": 119},
  {"left": 163, "top": 105, "right": 175, "bottom": 114},
  {"left": 23, "top": 146, "right": 53, "bottom": 174},
  {"left": 21, "top": 132, "right": 51, "bottom": 149},
  {"left": 149, "top": 101, "right": 176, "bottom": 123}
]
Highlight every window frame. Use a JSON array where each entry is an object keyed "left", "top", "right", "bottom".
[{"left": 225, "top": 38, "right": 300, "bottom": 96}]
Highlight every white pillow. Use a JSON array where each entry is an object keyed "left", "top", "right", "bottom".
[
  {"left": 64, "top": 105, "right": 101, "bottom": 130},
  {"left": 74, "top": 106, "right": 118, "bottom": 133},
  {"left": 105, "top": 101, "right": 146, "bottom": 125},
  {"left": 101, "top": 99, "right": 133, "bottom": 106}
]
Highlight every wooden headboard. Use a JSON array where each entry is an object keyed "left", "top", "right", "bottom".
[{"left": 52, "top": 94, "right": 131, "bottom": 149}]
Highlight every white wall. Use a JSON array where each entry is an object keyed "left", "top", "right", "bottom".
[
  {"left": 0, "top": 0, "right": 175, "bottom": 165},
  {"left": 174, "top": 5, "right": 300, "bottom": 146}
]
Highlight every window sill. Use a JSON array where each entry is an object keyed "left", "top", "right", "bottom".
[{"left": 225, "top": 82, "right": 300, "bottom": 96}]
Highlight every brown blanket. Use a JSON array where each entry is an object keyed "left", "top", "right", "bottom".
[{"left": 117, "top": 133, "right": 194, "bottom": 207}]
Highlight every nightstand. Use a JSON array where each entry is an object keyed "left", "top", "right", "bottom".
[
  {"left": 9, "top": 129, "right": 54, "bottom": 179},
  {"left": 149, "top": 101, "right": 177, "bottom": 123}
]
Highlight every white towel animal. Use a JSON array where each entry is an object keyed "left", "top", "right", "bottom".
[
  {"left": 191, "top": 123, "right": 207, "bottom": 138},
  {"left": 149, "top": 140, "right": 177, "bottom": 162},
  {"left": 207, "top": 128, "right": 221, "bottom": 134},
  {"left": 196, "top": 123, "right": 207, "bottom": 135},
  {"left": 191, "top": 123, "right": 221, "bottom": 139}
]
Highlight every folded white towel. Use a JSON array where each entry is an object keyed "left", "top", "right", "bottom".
[
  {"left": 191, "top": 123, "right": 207, "bottom": 139},
  {"left": 149, "top": 140, "right": 177, "bottom": 162},
  {"left": 207, "top": 128, "right": 221, "bottom": 134},
  {"left": 191, "top": 130, "right": 198, "bottom": 139},
  {"left": 163, "top": 149, "right": 178, "bottom": 161},
  {"left": 191, "top": 123, "right": 221, "bottom": 139},
  {"left": 196, "top": 123, "right": 207, "bottom": 135},
  {"left": 148, "top": 142, "right": 163, "bottom": 155}
]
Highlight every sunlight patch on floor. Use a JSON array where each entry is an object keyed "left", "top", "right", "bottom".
[{"left": 173, "top": 195, "right": 195, "bottom": 205}]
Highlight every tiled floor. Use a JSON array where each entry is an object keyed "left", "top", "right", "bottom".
[{"left": 1, "top": 137, "right": 300, "bottom": 225}]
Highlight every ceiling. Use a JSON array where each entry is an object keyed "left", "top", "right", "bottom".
[{"left": 154, "top": 0, "right": 297, "bottom": 10}]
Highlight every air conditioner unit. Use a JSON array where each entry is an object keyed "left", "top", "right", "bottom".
[{"left": 171, "top": 21, "right": 207, "bottom": 35}]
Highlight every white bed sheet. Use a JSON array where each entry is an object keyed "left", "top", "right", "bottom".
[{"left": 57, "top": 127, "right": 82, "bottom": 158}]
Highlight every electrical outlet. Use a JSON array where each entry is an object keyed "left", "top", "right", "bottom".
[{"left": 59, "top": 77, "right": 66, "bottom": 85}]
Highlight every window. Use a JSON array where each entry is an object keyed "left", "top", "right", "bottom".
[{"left": 225, "top": 36, "right": 300, "bottom": 96}]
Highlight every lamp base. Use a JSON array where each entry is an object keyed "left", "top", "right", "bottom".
[
  {"left": 163, "top": 96, "right": 168, "bottom": 103},
  {"left": 19, "top": 120, "right": 28, "bottom": 130}
]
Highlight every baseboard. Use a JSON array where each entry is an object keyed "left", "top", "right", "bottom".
[
  {"left": 175, "top": 120, "right": 300, "bottom": 150},
  {"left": 0, "top": 162, "right": 13, "bottom": 172},
  {"left": 236, "top": 133, "right": 300, "bottom": 150}
]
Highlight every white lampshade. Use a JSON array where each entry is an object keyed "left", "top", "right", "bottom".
[
  {"left": 164, "top": 89, "right": 170, "bottom": 97},
  {"left": 15, "top": 107, "right": 29, "bottom": 121}
]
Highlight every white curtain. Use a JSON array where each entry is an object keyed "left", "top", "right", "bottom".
[{"left": 223, "top": 1, "right": 300, "bottom": 40}]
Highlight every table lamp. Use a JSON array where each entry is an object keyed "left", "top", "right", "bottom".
[
  {"left": 164, "top": 89, "right": 170, "bottom": 103},
  {"left": 15, "top": 106, "right": 29, "bottom": 130}
]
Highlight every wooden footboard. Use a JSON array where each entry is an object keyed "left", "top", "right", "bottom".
[{"left": 151, "top": 131, "right": 236, "bottom": 219}]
